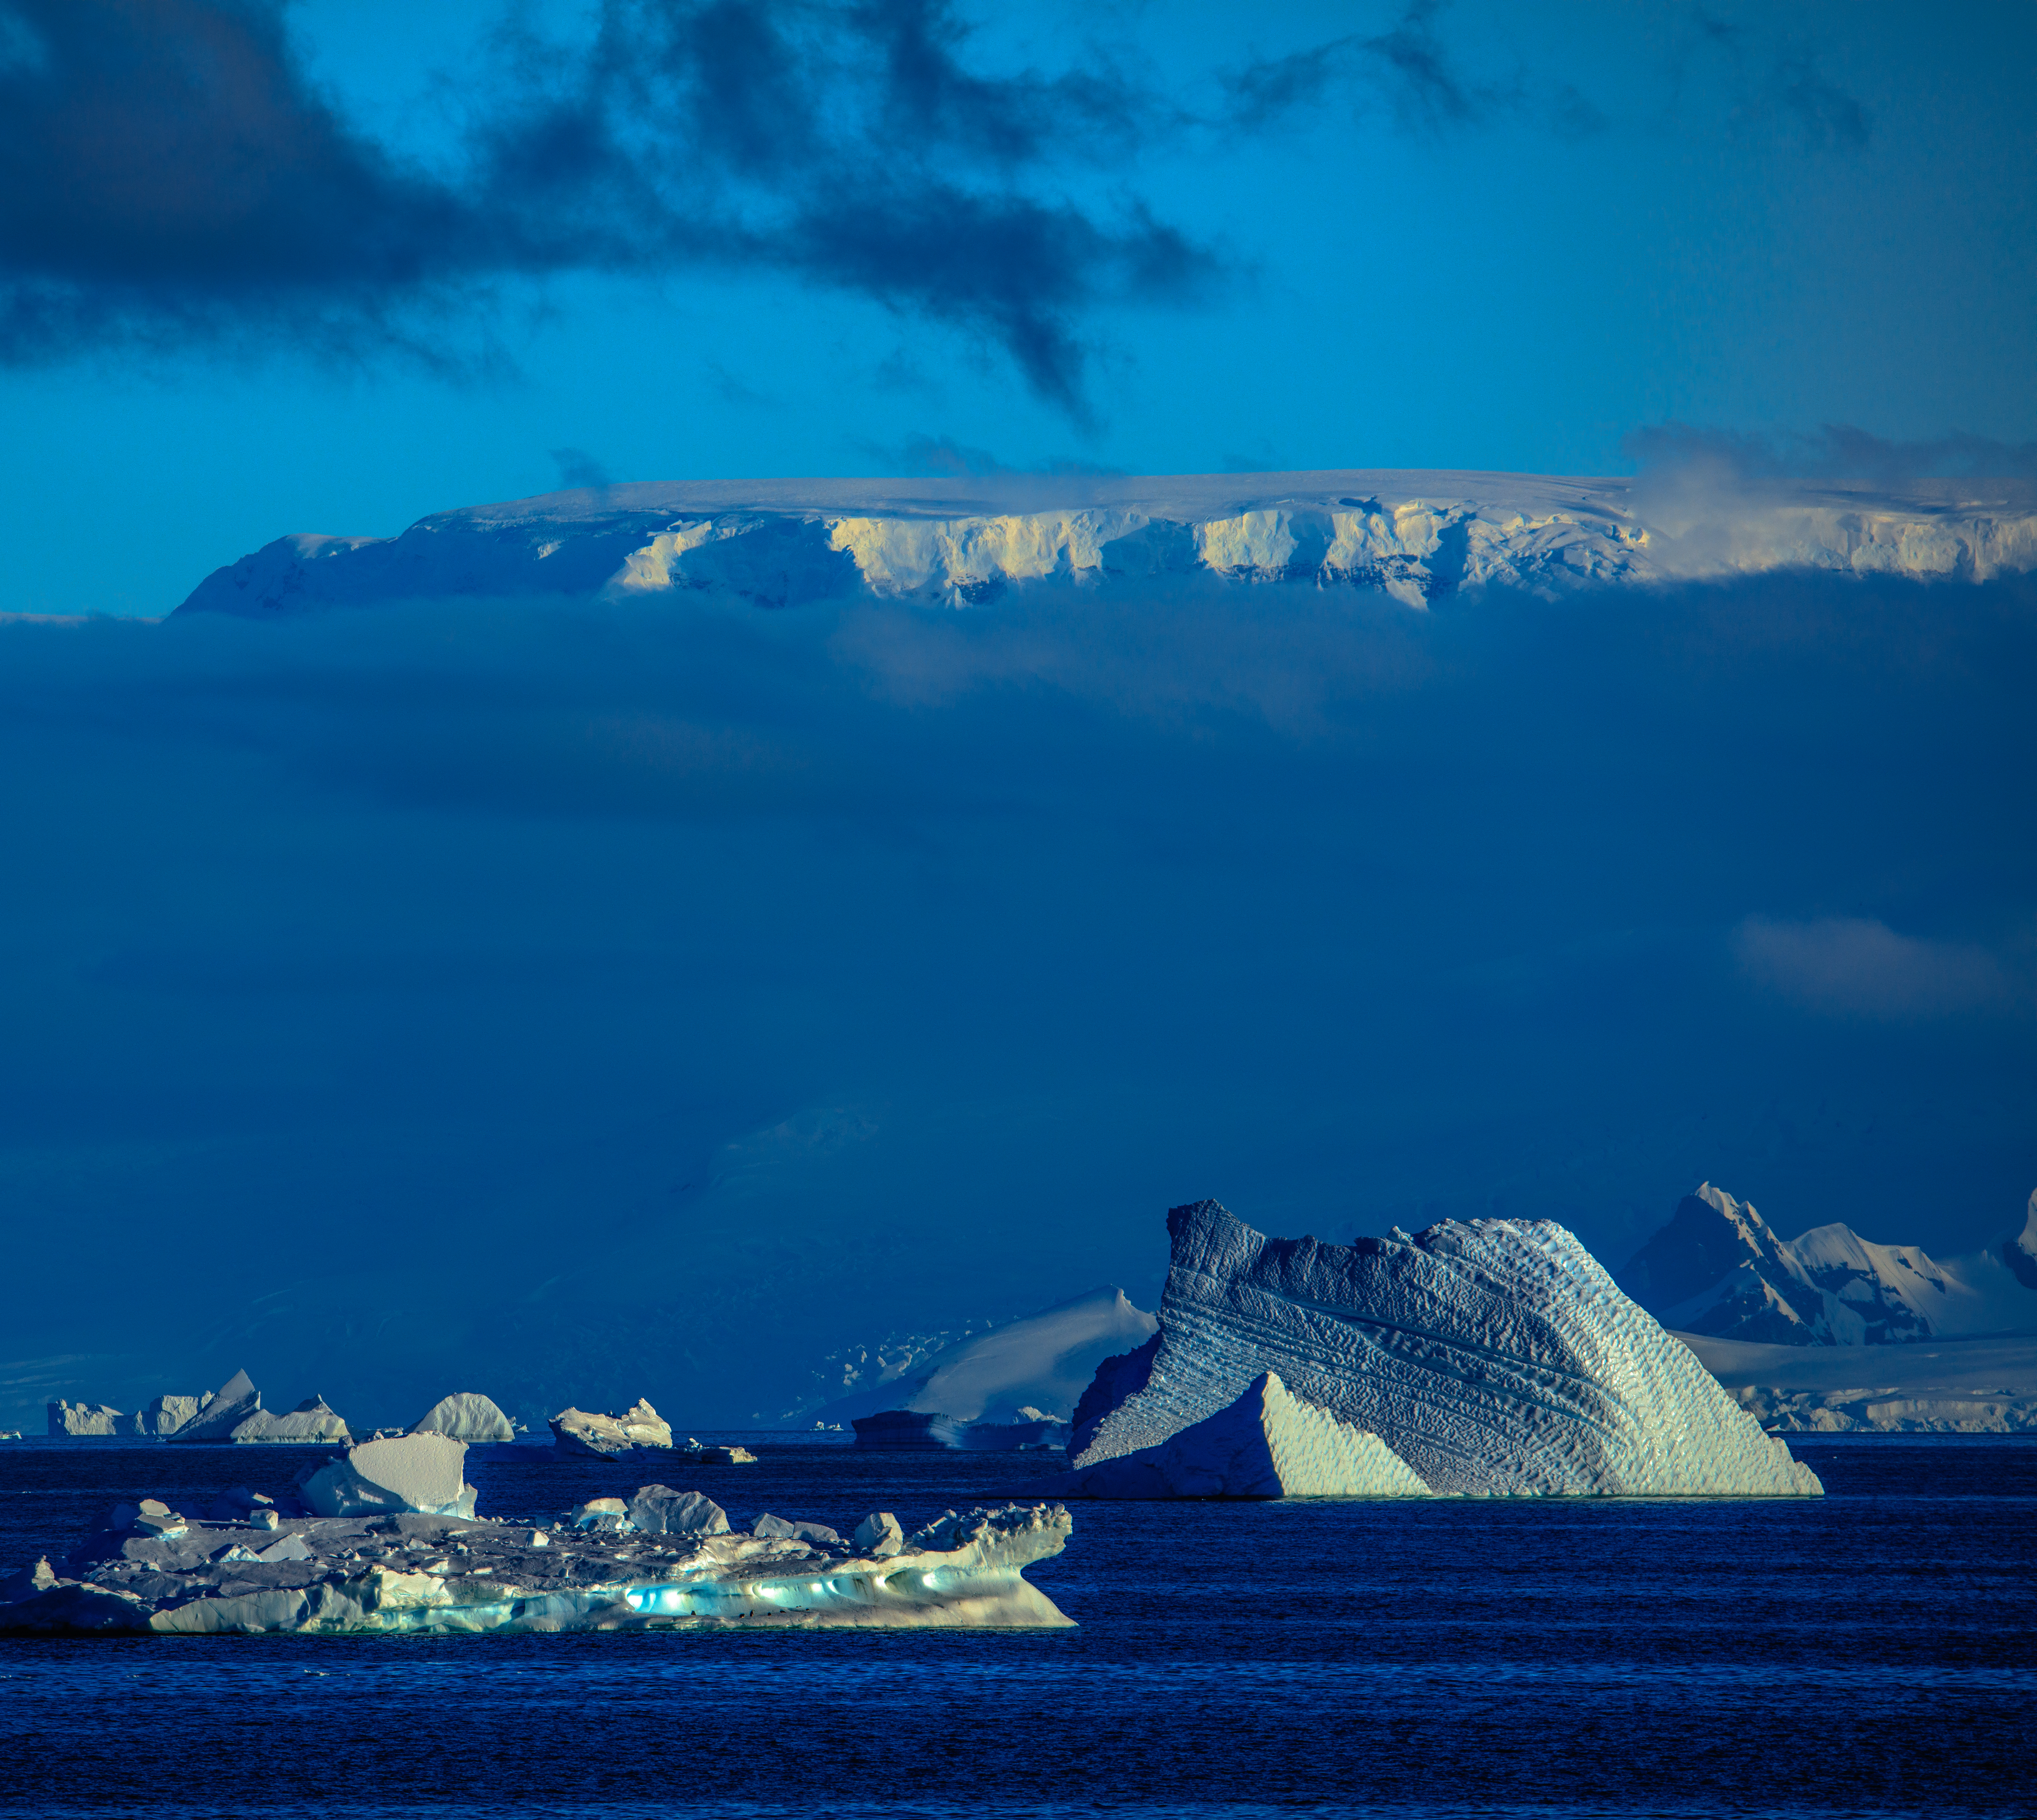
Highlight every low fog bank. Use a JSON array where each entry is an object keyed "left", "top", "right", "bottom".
[{"left": 1, "top": 573, "right": 2030, "bottom": 1429}]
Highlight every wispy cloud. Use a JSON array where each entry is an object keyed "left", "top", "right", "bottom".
[
  {"left": 1626, "top": 421, "right": 2037, "bottom": 482},
  {"left": 1217, "top": 0, "right": 1606, "bottom": 140},
  {"left": 1676, "top": 8, "right": 1873, "bottom": 151},
  {"left": 1734, "top": 916, "right": 2013, "bottom": 1018},
  {"left": 1761, "top": 50, "right": 1872, "bottom": 151},
  {"left": 848, "top": 431, "right": 1123, "bottom": 480}
]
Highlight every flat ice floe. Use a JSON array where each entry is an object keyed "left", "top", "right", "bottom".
[
  {"left": 1068, "top": 1201, "right": 1822, "bottom": 1497},
  {"left": 0, "top": 1434, "right": 1074, "bottom": 1635}
]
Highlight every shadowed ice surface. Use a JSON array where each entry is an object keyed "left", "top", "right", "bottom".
[{"left": 0, "top": 1437, "right": 2029, "bottom": 1817}]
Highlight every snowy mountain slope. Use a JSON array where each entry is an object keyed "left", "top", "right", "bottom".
[
  {"left": 1617, "top": 1183, "right": 2037, "bottom": 1346},
  {"left": 174, "top": 471, "right": 2037, "bottom": 617},
  {"left": 805, "top": 1286, "right": 1157, "bottom": 1428},
  {"left": 2004, "top": 1188, "right": 2037, "bottom": 1290}
]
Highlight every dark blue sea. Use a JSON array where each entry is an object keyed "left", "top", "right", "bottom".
[{"left": 1, "top": 1434, "right": 2031, "bottom": 1820}]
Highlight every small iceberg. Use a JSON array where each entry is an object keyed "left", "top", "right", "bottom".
[{"left": 549, "top": 1398, "right": 672, "bottom": 1457}]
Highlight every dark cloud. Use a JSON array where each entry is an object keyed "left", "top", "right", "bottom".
[
  {"left": 1364, "top": 0, "right": 1480, "bottom": 129},
  {"left": 1218, "top": 41, "right": 1347, "bottom": 134},
  {"left": 1757, "top": 50, "right": 1872, "bottom": 150},
  {"left": 1676, "top": 9, "right": 1873, "bottom": 151},
  {"left": 0, "top": 0, "right": 1219, "bottom": 415},
  {"left": 1627, "top": 420, "right": 2037, "bottom": 481},
  {"left": 1216, "top": 1, "right": 1604, "bottom": 141},
  {"left": 549, "top": 447, "right": 612, "bottom": 491}
]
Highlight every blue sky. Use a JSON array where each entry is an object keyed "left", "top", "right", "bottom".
[
  {"left": 3, "top": 0, "right": 2033, "bottom": 617},
  {"left": 1, "top": 3, "right": 2033, "bottom": 1429}
]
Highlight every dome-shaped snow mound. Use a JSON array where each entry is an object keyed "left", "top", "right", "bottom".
[{"left": 1072, "top": 1201, "right": 1821, "bottom": 1497}]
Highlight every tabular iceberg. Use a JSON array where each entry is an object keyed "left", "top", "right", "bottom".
[{"left": 1069, "top": 1201, "right": 1821, "bottom": 1497}]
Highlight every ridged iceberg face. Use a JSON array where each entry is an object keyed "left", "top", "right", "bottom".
[
  {"left": 1074, "top": 1201, "right": 1822, "bottom": 1497},
  {"left": 173, "top": 470, "right": 2037, "bottom": 617},
  {"left": 1057, "top": 1369, "right": 1434, "bottom": 1498}
]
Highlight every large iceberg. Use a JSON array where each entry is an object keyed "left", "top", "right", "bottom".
[
  {"left": 172, "top": 471, "right": 2037, "bottom": 621},
  {"left": 1069, "top": 1200, "right": 1821, "bottom": 1497}
]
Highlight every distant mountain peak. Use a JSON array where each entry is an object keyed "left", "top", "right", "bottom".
[
  {"left": 2007, "top": 1189, "right": 2037, "bottom": 1292},
  {"left": 1619, "top": 1184, "right": 2037, "bottom": 1346}
]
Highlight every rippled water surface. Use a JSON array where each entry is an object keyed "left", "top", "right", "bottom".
[{"left": 1, "top": 1436, "right": 2031, "bottom": 1819}]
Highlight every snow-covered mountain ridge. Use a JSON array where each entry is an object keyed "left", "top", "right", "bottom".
[
  {"left": 1617, "top": 1183, "right": 2037, "bottom": 1346},
  {"left": 176, "top": 471, "right": 2037, "bottom": 616}
]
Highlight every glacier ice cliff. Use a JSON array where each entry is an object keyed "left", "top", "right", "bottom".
[
  {"left": 172, "top": 471, "right": 2037, "bottom": 618},
  {"left": 1619, "top": 1182, "right": 2037, "bottom": 1346},
  {"left": 1070, "top": 1200, "right": 1821, "bottom": 1497}
]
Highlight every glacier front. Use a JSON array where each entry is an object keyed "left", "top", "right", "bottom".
[{"left": 1069, "top": 1200, "right": 1821, "bottom": 1497}]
